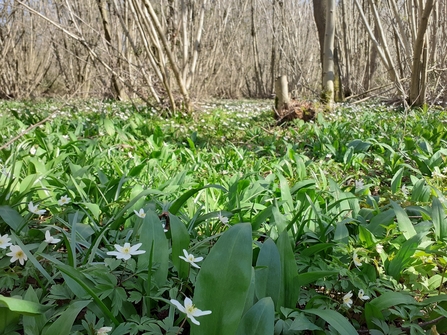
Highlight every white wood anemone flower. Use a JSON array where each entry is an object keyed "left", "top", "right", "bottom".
[
  {"left": 358, "top": 289, "right": 370, "bottom": 301},
  {"left": 179, "top": 249, "right": 203, "bottom": 269},
  {"left": 44, "top": 230, "right": 61, "bottom": 244},
  {"left": 353, "top": 251, "right": 362, "bottom": 267},
  {"left": 6, "top": 245, "right": 28, "bottom": 265},
  {"left": 58, "top": 195, "right": 71, "bottom": 206},
  {"left": 134, "top": 209, "right": 146, "bottom": 218},
  {"left": 375, "top": 243, "right": 384, "bottom": 254},
  {"left": 28, "top": 201, "right": 46, "bottom": 215},
  {"left": 0, "top": 234, "right": 12, "bottom": 249},
  {"left": 107, "top": 242, "right": 146, "bottom": 261},
  {"left": 217, "top": 212, "right": 229, "bottom": 225},
  {"left": 170, "top": 297, "right": 212, "bottom": 325},
  {"left": 343, "top": 291, "right": 353, "bottom": 308},
  {"left": 96, "top": 326, "right": 113, "bottom": 335}
]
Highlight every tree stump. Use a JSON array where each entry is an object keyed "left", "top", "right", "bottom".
[{"left": 274, "top": 75, "right": 316, "bottom": 125}]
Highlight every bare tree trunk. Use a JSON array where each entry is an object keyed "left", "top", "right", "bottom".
[
  {"left": 322, "top": 0, "right": 335, "bottom": 109},
  {"left": 312, "top": 0, "right": 327, "bottom": 72},
  {"left": 340, "top": 0, "right": 351, "bottom": 96},
  {"left": 275, "top": 75, "right": 289, "bottom": 112},
  {"left": 142, "top": 0, "right": 191, "bottom": 111},
  {"left": 410, "top": 0, "right": 435, "bottom": 106},
  {"left": 251, "top": 0, "right": 264, "bottom": 97},
  {"left": 270, "top": 0, "right": 277, "bottom": 94},
  {"left": 96, "top": 0, "right": 126, "bottom": 100}
]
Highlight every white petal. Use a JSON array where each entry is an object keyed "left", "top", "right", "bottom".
[
  {"left": 188, "top": 315, "right": 200, "bottom": 325},
  {"left": 170, "top": 299, "right": 186, "bottom": 313},
  {"left": 130, "top": 243, "right": 142, "bottom": 252},
  {"left": 190, "top": 262, "right": 201, "bottom": 269},
  {"left": 183, "top": 297, "right": 193, "bottom": 307},
  {"left": 194, "top": 256, "right": 203, "bottom": 262},
  {"left": 120, "top": 253, "right": 131, "bottom": 260},
  {"left": 192, "top": 309, "right": 212, "bottom": 317},
  {"left": 182, "top": 249, "right": 189, "bottom": 258}
]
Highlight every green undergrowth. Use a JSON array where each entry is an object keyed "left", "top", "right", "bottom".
[{"left": 0, "top": 99, "right": 447, "bottom": 335}]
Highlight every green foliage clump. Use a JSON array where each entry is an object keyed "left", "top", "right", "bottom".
[{"left": 0, "top": 100, "right": 447, "bottom": 334}]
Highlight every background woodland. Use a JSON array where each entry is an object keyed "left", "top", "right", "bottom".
[{"left": 0, "top": 0, "right": 446, "bottom": 110}]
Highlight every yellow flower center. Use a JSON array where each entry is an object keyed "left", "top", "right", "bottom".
[
  {"left": 17, "top": 251, "right": 24, "bottom": 258},
  {"left": 186, "top": 304, "right": 196, "bottom": 314},
  {"left": 122, "top": 247, "right": 130, "bottom": 254}
]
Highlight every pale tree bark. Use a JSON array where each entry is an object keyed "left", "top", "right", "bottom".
[
  {"left": 322, "top": 0, "right": 335, "bottom": 110},
  {"left": 340, "top": 0, "right": 351, "bottom": 96},
  {"left": 275, "top": 75, "right": 289, "bottom": 113},
  {"left": 251, "top": 0, "right": 265, "bottom": 97},
  {"left": 313, "top": 0, "right": 327, "bottom": 71},
  {"left": 142, "top": 0, "right": 191, "bottom": 111},
  {"left": 270, "top": 0, "right": 277, "bottom": 94},
  {"left": 354, "top": 0, "right": 406, "bottom": 99},
  {"left": 410, "top": 0, "right": 435, "bottom": 106},
  {"left": 96, "top": 0, "right": 126, "bottom": 100}
]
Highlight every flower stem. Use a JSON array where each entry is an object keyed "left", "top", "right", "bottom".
[{"left": 176, "top": 318, "right": 187, "bottom": 335}]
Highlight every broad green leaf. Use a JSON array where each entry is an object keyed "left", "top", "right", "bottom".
[
  {"left": 191, "top": 223, "right": 253, "bottom": 335},
  {"left": 390, "top": 200, "right": 416, "bottom": 239},
  {"left": 57, "top": 264, "right": 119, "bottom": 326},
  {"left": 243, "top": 268, "right": 256, "bottom": 314},
  {"left": 169, "top": 214, "right": 190, "bottom": 280},
  {"left": 138, "top": 210, "right": 169, "bottom": 289},
  {"left": 364, "top": 302, "right": 384, "bottom": 329},
  {"left": 80, "top": 203, "right": 101, "bottom": 221},
  {"left": 386, "top": 233, "right": 426, "bottom": 280},
  {"left": 431, "top": 197, "right": 447, "bottom": 241},
  {"left": 252, "top": 206, "right": 273, "bottom": 231},
  {"left": 169, "top": 184, "right": 227, "bottom": 215},
  {"left": 278, "top": 173, "right": 293, "bottom": 213},
  {"left": 103, "top": 118, "right": 115, "bottom": 136},
  {"left": 255, "top": 238, "right": 281, "bottom": 306},
  {"left": 44, "top": 300, "right": 91, "bottom": 335},
  {"left": 18, "top": 174, "right": 38, "bottom": 194},
  {"left": 0, "top": 206, "right": 23, "bottom": 231},
  {"left": 358, "top": 225, "right": 376, "bottom": 248},
  {"left": 304, "top": 309, "right": 357, "bottom": 335},
  {"left": 333, "top": 220, "right": 349, "bottom": 243},
  {"left": 290, "top": 179, "right": 316, "bottom": 194},
  {"left": 289, "top": 313, "right": 322, "bottom": 331},
  {"left": 0, "top": 294, "right": 48, "bottom": 315},
  {"left": 277, "top": 230, "right": 299, "bottom": 309},
  {"left": 271, "top": 206, "right": 287, "bottom": 235},
  {"left": 369, "top": 291, "right": 417, "bottom": 311},
  {"left": 299, "top": 243, "right": 334, "bottom": 257},
  {"left": 347, "top": 139, "right": 371, "bottom": 153},
  {"left": 428, "top": 274, "right": 443, "bottom": 290},
  {"left": 368, "top": 209, "right": 395, "bottom": 236},
  {"left": 296, "top": 271, "right": 338, "bottom": 287},
  {"left": 235, "top": 297, "right": 274, "bottom": 335},
  {"left": 411, "top": 179, "right": 431, "bottom": 202},
  {"left": 23, "top": 286, "right": 47, "bottom": 335},
  {"left": 0, "top": 307, "right": 19, "bottom": 334},
  {"left": 391, "top": 167, "right": 404, "bottom": 194},
  {"left": 128, "top": 160, "right": 147, "bottom": 177}
]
